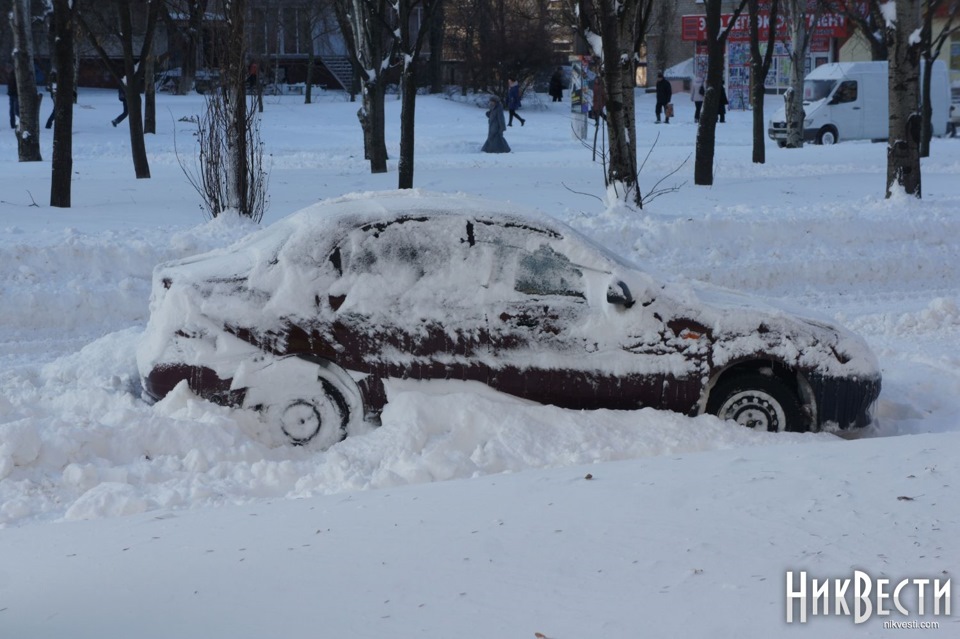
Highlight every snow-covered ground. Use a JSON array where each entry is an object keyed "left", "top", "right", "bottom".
[{"left": 1, "top": 88, "right": 958, "bottom": 637}]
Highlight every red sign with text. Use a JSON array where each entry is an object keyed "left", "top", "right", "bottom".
[{"left": 680, "top": 12, "right": 848, "bottom": 42}]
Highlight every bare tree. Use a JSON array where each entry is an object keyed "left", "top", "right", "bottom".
[
  {"left": 827, "top": 0, "right": 888, "bottom": 60},
  {"left": 577, "top": 0, "right": 642, "bottom": 206},
  {"left": 11, "top": 0, "right": 42, "bottom": 162},
  {"left": 161, "top": 0, "right": 207, "bottom": 95},
  {"left": 886, "top": 0, "right": 923, "bottom": 197},
  {"left": 302, "top": 0, "right": 339, "bottom": 105},
  {"left": 781, "top": 0, "right": 822, "bottom": 148},
  {"left": 333, "top": 0, "right": 394, "bottom": 173},
  {"left": 919, "top": 0, "right": 959, "bottom": 157},
  {"left": 427, "top": 0, "right": 445, "bottom": 93},
  {"left": 694, "top": 0, "right": 748, "bottom": 186},
  {"left": 78, "top": 0, "right": 160, "bottom": 178},
  {"left": 748, "top": 0, "right": 780, "bottom": 164},
  {"left": 50, "top": 0, "right": 78, "bottom": 207},
  {"left": 397, "top": 0, "right": 442, "bottom": 189}
]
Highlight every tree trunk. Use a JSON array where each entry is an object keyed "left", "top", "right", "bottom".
[
  {"left": 429, "top": 3, "right": 445, "bottom": 94},
  {"left": 398, "top": 64, "right": 417, "bottom": 189},
  {"left": 599, "top": 0, "right": 636, "bottom": 201},
  {"left": 144, "top": 50, "right": 156, "bottom": 134},
  {"left": 118, "top": 0, "right": 150, "bottom": 179},
  {"left": 886, "top": 0, "right": 922, "bottom": 198},
  {"left": 305, "top": 48, "right": 316, "bottom": 105},
  {"left": 50, "top": 0, "right": 75, "bottom": 208},
  {"left": 11, "top": 0, "right": 42, "bottom": 162},
  {"left": 919, "top": 55, "right": 933, "bottom": 158},
  {"left": 694, "top": 2, "right": 725, "bottom": 186},
  {"left": 361, "top": 81, "right": 388, "bottom": 174},
  {"left": 179, "top": 1, "right": 204, "bottom": 95},
  {"left": 784, "top": 19, "right": 808, "bottom": 148},
  {"left": 749, "top": 0, "right": 778, "bottom": 164}
]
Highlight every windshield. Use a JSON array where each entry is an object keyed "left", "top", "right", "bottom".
[{"left": 804, "top": 79, "right": 836, "bottom": 103}]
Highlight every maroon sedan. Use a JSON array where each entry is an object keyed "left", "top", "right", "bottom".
[{"left": 138, "top": 191, "right": 881, "bottom": 448}]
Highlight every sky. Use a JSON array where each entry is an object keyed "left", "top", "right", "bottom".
[{"left": 0, "top": 86, "right": 958, "bottom": 638}]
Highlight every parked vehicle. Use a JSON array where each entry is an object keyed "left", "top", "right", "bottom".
[
  {"left": 138, "top": 191, "right": 881, "bottom": 448},
  {"left": 768, "top": 61, "right": 950, "bottom": 146}
]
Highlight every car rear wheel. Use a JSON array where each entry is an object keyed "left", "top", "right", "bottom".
[
  {"left": 706, "top": 373, "right": 804, "bottom": 433},
  {"left": 239, "top": 356, "right": 363, "bottom": 448}
]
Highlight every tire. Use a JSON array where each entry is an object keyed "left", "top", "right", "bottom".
[
  {"left": 239, "top": 356, "right": 364, "bottom": 448},
  {"left": 816, "top": 127, "right": 838, "bottom": 145},
  {"left": 776, "top": 140, "right": 787, "bottom": 148},
  {"left": 706, "top": 373, "right": 805, "bottom": 433}
]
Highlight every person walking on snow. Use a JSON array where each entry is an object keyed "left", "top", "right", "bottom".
[
  {"left": 481, "top": 95, "right": 511, "bottom": 153},
  {"left": 506, "top": 77, "right": 525, "bottom": 127},
  {"left": 549, "top": 68, "right": 564, "bottom": 103},
  {"left": 7, "top": 67, "right": 18, "bottom": 129},
  {"left": 655, "top": 71, "right": 672, "bottom": 123},
  {"left": 111, "top": 85, "right": 128, "bottom": 127},
  {"left": 691, "top": 75, "right": 704, "bottom": 123}
]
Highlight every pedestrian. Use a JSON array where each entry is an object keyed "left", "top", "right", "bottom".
[
  {"left": 481, "top": 95, "right": 510, "bottom": 153},
  {"left": 247, "top": 60, "right": 259, "bottom": 91},
  {"left": 691, "top": 75, "right": 704, "bottom": 123},
  {"left": 549, "top": 67, "right": 563, "bottom": 103},
  {"left": 111, "top": 85, "right": 128, "bottom": 127},
  {"left": 655, "top": 71, "right": 672, "bottom": 124},
  {"left": 506, "top": 77, "right": 525, "bottom": 127},
  {"left": 44, "top": 71, "right": 56, "bottom": 129},
  {"left": 590, "top": 75, "right": 606, "bottom": 122},
  {"left": 718, "top": 80, "right": 729, "bottom": 123},
  {"left": 7, "top": 66, "right": 18, "bottom": 129}
]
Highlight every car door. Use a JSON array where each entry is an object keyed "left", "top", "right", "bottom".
[
  {"left": 828, "top": 79, "right": 862, "bottom": 140},
  {"left": 319, "top": 215, "right": 491, "bottom": 383},
  {"left": 468, "top": 222, "right": 668, "bottom": 410}
]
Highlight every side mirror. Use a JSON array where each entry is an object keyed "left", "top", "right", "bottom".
[{"left": 606, "top": 281, "right": 635, "bottom": 309}]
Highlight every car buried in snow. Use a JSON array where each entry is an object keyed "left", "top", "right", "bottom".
[{"left": 137, "top": 191, "right": 881, "bottom": 448}]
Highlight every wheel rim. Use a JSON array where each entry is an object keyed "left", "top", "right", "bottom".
[
  {"left": 717, "top": 390, "right": 787, "bottom": 432},
  {"left": 822, "top": 130, "right": 836, "bottom": 144},
  {"left": 238, "top": 356, "right": 362, "bottom": 449},
  {"left": 279, "top": 399, "right": 323, "bottom": 446},
  {"left": 277, "top": 392, "right": 345, "bottom": 447}
]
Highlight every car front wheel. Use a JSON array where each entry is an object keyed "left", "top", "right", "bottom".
[
  {"left": 706, "top": 373, "right": 804, "bottom": 433},
  {"left": 817, "top": 127, "right": 838, "bottom": 145}
]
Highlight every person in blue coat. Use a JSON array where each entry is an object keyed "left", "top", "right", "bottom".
[
  {"left": 481, "top": 95, "right": 510, "bottom": 153},
  {"left": 506, "top": 77, "right": 525, "bottom": 127}
]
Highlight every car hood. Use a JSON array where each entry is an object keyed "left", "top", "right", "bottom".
[{"left": 665, "top": 278, "right": 880, "bottom": 379}]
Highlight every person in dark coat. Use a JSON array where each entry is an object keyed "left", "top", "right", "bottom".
[
  {"left": 481, "top": 95, "right": 510, "bottom": 153},
  {"left": 506, "top": 77, "right": 525, "bottom": 127},
  {"left": 718, "top": 80, "right": 729, "bottom": 123},
  {"left": 655, "top": 71, "right": 672, "bottom": 123},
  {"left": 44, "top": 71, "right": 57, "bottom": 129},
  {"left": 111, "top": 85, "right": 128, "bottom": 127},
  {"left": 7, "top": 67, "right": 18, "bottom": 129},
  {"left": 590, "top": 75, "right": 606, "bottom": 121},
  {"left": 549, "top": 67, "right": 563, "bottom": 103}
]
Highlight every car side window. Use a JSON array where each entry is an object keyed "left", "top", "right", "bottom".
[
  {"left": 514, "top": 244, "right": 585, "bottom": 298},
  {"left": 834, "top": 81, "right": 857, "bottom": 104},
  {"left": 327, "top": 217, "right": 489, "bottom": 315}
]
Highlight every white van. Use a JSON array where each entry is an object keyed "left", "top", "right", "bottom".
[{"left": 768, "top": 61, "right": 950, "bottom": 146}]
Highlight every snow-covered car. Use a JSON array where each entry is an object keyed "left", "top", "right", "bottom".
[{"left": 137, "top": 191, "right": 881, "bottom": 447}]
